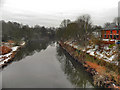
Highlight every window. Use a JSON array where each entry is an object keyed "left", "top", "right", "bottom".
[
  {"left": 110, "top": 35, "right": 112, "bottom": 38},
  {"left": 117, "top": 30, "right": 119, "bottom": 33},
  {"left": 117, "top": 35, "right": 119, "bottom": 38},
  {"left": 114, "top": 35, "right": 116, "bottom": 39},
  {"left": 104, "top": 35, "right": 106, "bottom": 38},
  {"left": 111, "top": 30, "right": 112, "bottom": 34}
]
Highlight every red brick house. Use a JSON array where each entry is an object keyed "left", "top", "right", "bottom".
[{"left": 101, "top": 24, "right": 120, "bottom": 40}]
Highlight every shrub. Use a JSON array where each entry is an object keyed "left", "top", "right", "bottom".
[
  {"left": 109, "top": 44, "right": 115, "bottom": 48},
  {"left": 0, "top": 46, "right": 12, "bottom": 55}
]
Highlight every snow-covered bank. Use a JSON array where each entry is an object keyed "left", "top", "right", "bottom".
[
  {"left": 85, "top": 45, "right": 119, "bottom": 65},
  {"left": 64, "top": 41, "right": 119, "bottom": 66},
  {"left": 0, "top": 46, "right": 20, "bottom": 67},
  {"left": 59, "top": 41, "right": 120, "bottom": 89},
  {"left": 0, "top": 41, "right": 26, "bottom": 67}
]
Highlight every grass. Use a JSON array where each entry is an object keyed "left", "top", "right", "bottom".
[{"left": 109, "top": 44, "right": 115, "bottom": 48}]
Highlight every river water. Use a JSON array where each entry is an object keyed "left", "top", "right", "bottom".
[{"left": 2, "top": 40, "right": 94, "bottom": 88}]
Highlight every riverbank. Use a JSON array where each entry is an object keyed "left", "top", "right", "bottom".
[
  {"left": 0, "top": 41, "right": 25, "bottom": 68},
  {"left": 59, "top": 41, "right": 120, "bottom": 89}
]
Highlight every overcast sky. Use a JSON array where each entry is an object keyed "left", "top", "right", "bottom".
[{"left": 1, "top": 0, "right": 120, "bottom": 27}]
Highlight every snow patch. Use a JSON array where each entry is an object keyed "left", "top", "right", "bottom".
[{"left": 11, "top": 46, "right": 19, "bottom": 51}]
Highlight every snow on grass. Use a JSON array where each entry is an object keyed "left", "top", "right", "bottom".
[
  {"left": 11, "top": 46, "right": 19, "bottom": 51},
  {"left": 82, "top": 48, "right": 86, "bottom": 52},
  {"left": 108, "top": 55, "right": 116, "bottom": 61},
  {"left": 110, "top": 61, "right": 119, "bottom": 66},
  {"left": 84, "top": 44, "right": 118, "bottom": 65},
  {"left": 0, "top": 58, "right": 3, "bottom": 62},
  {"left": 96, "top": 51, "right": 104, "bottom": 59},
  {"left": 69, "top": 44, "right": 73, "bottom": 47},
  {"left": 95, "top": 45, "right": 98, "bottom": 49},
  {"left": 0, "top": 57, "right": 11, "bottom": 65},
  {"left": 4, "top": 57, "right": 11, "bottom": 62},
  {"left": 0, "top": 46, "right": 20, "bottom": 66},
  {"left": 20, "top": 42, "right": 25, "bottom": 46},
  {"left": 104, "top": 46, "right": 110, "bottom": 50},
  {"left": 110, "top": 39, "right": 115, "bottom": 41},
  {"left": 103, "top": 39, "right": 109, "bottom": 41},
  {"left": 2, "top": 52, "right": 12, "bottom": 57},
  {"left": 87, "top": 45, "right": 93, "bottom": 49},
  {"left": 65, "top": 41, "right": 119, "bottom": 66},
  {"left": 0, "top": 61, "right": 4, "bottom": 65},
  {"left": 1, "top": 46, "right": 19, "bottom": 58},
  {"left": 89, "top": 51, "right": 95, "bottom": 56},
  {"left": 73, "top": 45, "right": 78, "bottom": 49},
  {"left": 87, "top": 49, "right": 93, "bottom": 53}
]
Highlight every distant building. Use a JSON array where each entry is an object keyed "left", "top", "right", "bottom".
[
  {"left": 101, "top": 23, "right": 120, "bottom": 40},
  {"left": 92, "top": 29, "right": 101, "bottom": 38}
]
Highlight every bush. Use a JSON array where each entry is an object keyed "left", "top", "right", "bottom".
[
  {"left": 109, "top": 44, "right": 115, "bottom": 48},
  {"left": 0, "top": 46, "right": 12, "bottom": 55}
]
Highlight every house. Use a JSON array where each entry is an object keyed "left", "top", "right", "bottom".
[{"left": 101, "top": 23, "right": 120, "bottom": 40}]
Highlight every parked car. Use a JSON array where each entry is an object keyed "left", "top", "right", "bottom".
[{"left": 116, "top": 40, "right": 120, "bottom": 44}]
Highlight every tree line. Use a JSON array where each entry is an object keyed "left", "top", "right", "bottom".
[
  {"left": 2, "top": 15, "right": 120, "bottom": 45},
  {"left": 1, "top": 20, "right": 56, "bottom": 42},
  {"left": 56, "top": 14, "right": 102, "bottom": 46}
]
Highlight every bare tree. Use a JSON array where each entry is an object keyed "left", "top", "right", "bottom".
[
  {"left": 60, "top": 19, "right": 71, "bottom": 28},
  {"left": 76, "top": 14, "right": 92, "bottom": 34},
  {"left": 76, "top": 14, "right": 92, "bottom": 44}
]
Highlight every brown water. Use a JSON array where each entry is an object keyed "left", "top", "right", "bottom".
[{"left": 2, "top": 40, "right": 94, "bottom": 88}]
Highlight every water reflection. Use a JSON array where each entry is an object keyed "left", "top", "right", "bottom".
[
  {"left": 2, "top": 41, "right": 73, "bottom": 88},
  {"left": 2, "top": 39, "right": 55, "bottom": 69},
  {"left": 56, "top": 44, "right": 94, "bottom": 88},
  {"left": 2, "top": 41, "right": 94, "bottom": 88}
]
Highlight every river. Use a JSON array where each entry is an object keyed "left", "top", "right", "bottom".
[{"left": 2, "top": 40, "right": 94, "bottom": 88}]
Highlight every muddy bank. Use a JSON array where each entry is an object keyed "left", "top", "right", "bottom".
[{"left": 59, "top": 41, "right": 120, "bottom": 89}]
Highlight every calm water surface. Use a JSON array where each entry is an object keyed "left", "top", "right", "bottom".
[{"left": 2, "top": 40, "right": 94, "bottom": 88}]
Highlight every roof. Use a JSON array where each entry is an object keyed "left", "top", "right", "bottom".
[
  {"left": 102, "top": 24, "right": 120, "bottom": 30},
  {"left": 103, "top": 28, "right": 120, "bottom": 30}
]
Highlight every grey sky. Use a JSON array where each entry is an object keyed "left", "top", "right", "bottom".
[
  {"left": 1, "top": 0, "right": 120, "bottom": 27},
  {"left": 118, "top": 1, "right": 120, "bottom": 17}
]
